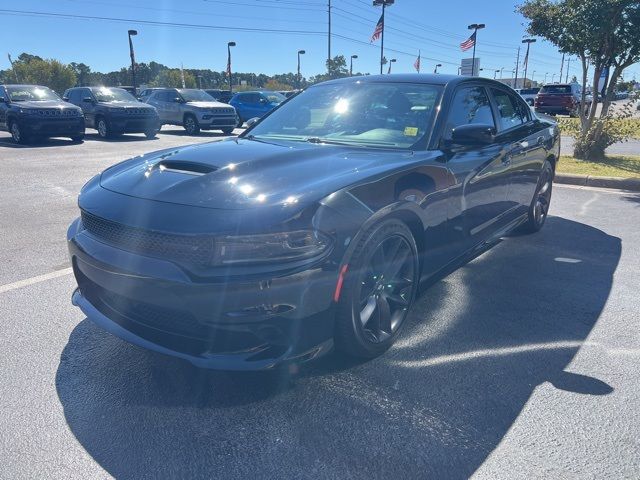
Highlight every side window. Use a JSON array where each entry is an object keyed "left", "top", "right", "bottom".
[
  {"left": 490, "top": 89, "right": 527, "bottom": 131},
  {"left": 443, "top": 86, "right": 494, "bottom": 139}
]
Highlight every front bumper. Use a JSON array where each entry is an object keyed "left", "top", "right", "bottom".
[
  {"left": 67, "top": 218, "right": 337, "bottom": 370},
  {"left": 21, "top": 117, "right": 84, "bottom": 137},
  {"left": 108, "top": 115, "right": 160, "bottom": 134},
  {"left": 195, "top": 112, "right": 238, "bottom": 130}
]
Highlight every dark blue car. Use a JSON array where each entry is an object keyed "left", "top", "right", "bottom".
[
  {"left": 229, "top": 90, "right": 286, "bottom": 125},
  {"left": 67, "top": 74, "right": 559, "bottom": 370}
]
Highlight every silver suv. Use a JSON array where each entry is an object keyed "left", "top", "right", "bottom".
[{"left": 145, "top": 88, "right": 238, "bottom": 135}]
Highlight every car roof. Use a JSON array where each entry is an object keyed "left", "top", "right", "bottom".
[{"left": 314, "top": 73, "right": 513, "bottom": 90}]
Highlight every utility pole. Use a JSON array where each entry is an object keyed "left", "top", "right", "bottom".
[
  {"left": 565, "top": 56, "right": 571, "bottom": 83},
  {"left": 327, "top": 0, "right": 331, "bottom": 64},
  {"left": 374, "top": 0, "right": 395, "bottom": 75},
  {"left": 514, "top": 46, "right": 520, "bottom": 89},
  {"left": 7, "top": 53, "right": 19, "bottom": 82},
  {"left": 559, "top": 52, "right": 565, "bottom": 83}
]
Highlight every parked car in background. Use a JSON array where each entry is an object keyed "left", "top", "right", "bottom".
[
  {"left": 0, "top": 84, "right": 84, "bottom": 144},
  {"left": 145, "top": 88, "right": 238, "bottom": 135},
  {"left": 204, "top": 89, "right": 234, "bottom": 103},
  {"left": 138, "top": 87, "right": 164, "bottom": 102},
  {"left": 534, "top": 83, "right": 590, "bottom": 117},
  {"left": 277, "top": 90, "right": 301, "bottom": 99},
  {"left": 68, "top": 74, "right": 559, "bottom": 370},
  {"left": 515, "top": 87, "right": 540, "bottom": 106},
  {"left": 229, "top": 90, "right": 286, "bottom": 124},
  {"left": 64, "top": 87, "right": 160, "bottom": 139}
]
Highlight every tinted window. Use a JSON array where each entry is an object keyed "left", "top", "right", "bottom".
[
  {"left": 540, "top": 85, "right": 572, "bottom": 94},
  {"left": 6, "top": 85, "right": 60, "bottom": 102},
  {"left": 491, "top": 89, "right": 528, "bottom": 131},
  {"left": 443, "top": 86, "right": 494, "bottom": 139}
]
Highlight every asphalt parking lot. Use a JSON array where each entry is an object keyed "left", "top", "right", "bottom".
[{"left": 1, "top": 129, "right": 639, "bottom": 479}]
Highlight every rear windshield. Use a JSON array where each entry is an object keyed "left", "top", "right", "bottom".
[
  {"left": 540, "top": 85, "right": 571, "bottom": 94},
  {"left": 520, "top": 88, "right": 539, "bottom": 95}
]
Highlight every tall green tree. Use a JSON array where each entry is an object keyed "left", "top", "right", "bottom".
[
  {"left": 10, "top": 55, "right": 76, "bottom": 94},
  {"left": 519, "top": 0, "right": 640, "bottom": 159}
]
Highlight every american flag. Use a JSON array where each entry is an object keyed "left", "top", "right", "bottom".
[
  {"left": 414, "top": 51, "right": 421, "bottom": 73},
  {"left": 370, "top": 14, "right": 383, "bottom": 43},
  {"left": 460, "top": 31, "right": 476, "bottom": 52}
]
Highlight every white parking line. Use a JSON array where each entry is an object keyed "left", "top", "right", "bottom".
[{"left": 0, "top": 267, "right": 73, "bottom": 294}]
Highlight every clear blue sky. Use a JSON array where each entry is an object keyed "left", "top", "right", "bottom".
[{"left": 1, "top": 0, "right": 638, "bottom": 84}]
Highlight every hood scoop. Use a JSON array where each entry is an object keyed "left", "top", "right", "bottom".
[{"left": 156, "top": 160, "right": 217, "bottom": 176}]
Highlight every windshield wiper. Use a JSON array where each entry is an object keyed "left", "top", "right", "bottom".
[{"left": 305, "top": 137, "right": 367, "bottom": 147}]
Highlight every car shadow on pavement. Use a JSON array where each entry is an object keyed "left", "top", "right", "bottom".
[
  {"left": 83, "top": 133, "right": 159, "bottom": 143},
  {"left": 56, "top": 216, "right": 620, "bottom": 480},
  {"left": 158, "top": 129, "right": 238, "bottom": 138}
]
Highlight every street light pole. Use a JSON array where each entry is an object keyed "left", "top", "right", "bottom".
[
  {"left": 494, "top": 69, "right": 500, "bottom": 79},
  {"left": 227, "top": 41, "right": 236, "bottom": 93},
  {"left": 350, "top": 54, "right": 358, "bottom": 76},
  {"left": 127, "top": 30, "right": 138, "bottom": 92},
  {"left": 387, "top": 58, "right": 396, "bottom": 74},
  {"left": 522, "top": 38, "right": 536, "bottom": 88},
  {"left": 544, "top": 72, "right": 548, "bottom": 83},
  {"left": 297, "top": 49, "right": 305, "bottom": 89},
  {"left": 434, "top": 63, "right": 442, "bottom": 74},
  {"left": 374, "top": 0, "right": 395, "bottom": 75},
  {"left": 467, "top": 23, "right": 485, "bottom": 76}
]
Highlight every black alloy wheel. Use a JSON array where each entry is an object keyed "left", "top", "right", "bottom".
[
  {"left": 183, "top": 114, "right": 200, "bottom": 135},
  {"left": 335, "top": 219, "right": 419, "bottom": 358},
  {"left": 521, "top": 159, "right": 554, "bottom": 233}
]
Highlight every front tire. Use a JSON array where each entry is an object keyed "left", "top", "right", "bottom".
[
  {"left": 183, "top": 114, "right": 200, "bottom": 135},
  {"left": 144, "top": 128, "right": 158, "bottom": 139},
  {"left": 70, "top": 134, "right": 84, "bottom": 143},
  {"left": 10, "top": 121, "right": 28, "bottom": 144},
  {"left": 96, "top": 117, "right": 110, "bottom": 139},
  {"left": 221, "top": 127, "right": 234, "bottom": 135},
  {"left": 334, "top": 219, "right": 419, "bottom": 359},
  {"left": 520, "top": 159, "right": 554, "bottom": 233}
]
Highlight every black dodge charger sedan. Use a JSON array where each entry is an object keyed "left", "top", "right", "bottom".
[{"left": 68, "top": 74, "right": 559, "bottom": 370}]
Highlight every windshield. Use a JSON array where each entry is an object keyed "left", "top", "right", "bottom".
[
  {"left": 246, "top": 82, "right": 442, "bottom": 149},
  {"left": 6, "top": 85, "right": 60, "bottom": 102},
  {"left": 91, "top": 87, "right": 137, "bottom": 103},
  {"left": 264, "top": 92, "right": 286, "bottom": 103},
  {"left": 178, "top": 89, "right": 215, "bottom": 102},
  {"left": 540, "top": 85, "right": 572, "bottom": 94}
]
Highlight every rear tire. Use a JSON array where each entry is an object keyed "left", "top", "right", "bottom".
[
  {"left": 70, "top": 134, "right": 84, "bottom": 143},
  {"left": 334, "top": 219, "right": 419, "bottom": 359},
  {"left": 183, "top": 114, "right": 200, "bottom": 135},
  {"left": 520, "top": 159, "right": 554, "bottom": 234},
  {"left": 221, "top": 127, "right": 234, "bottom": 135}
]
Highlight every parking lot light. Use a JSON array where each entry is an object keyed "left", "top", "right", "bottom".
[
  {"left": 127, "top": 30, "right": 138, "bottom": 93},
  {"left": 350, "top": 54, "right": 358, "bottom": 76},
  {"left": 227, "top": 41, "right": 236, "bottom": 94},
  {"left": 434, "top": 63, "right": 442, "bottom": 74},
  {"left": 297, "top": 50, "right": 306, "bottom": 89},
  {"left": 494, "top": 69, "right": 500, "bottom": 79},
  {"left": 387, "top": 58, "right": 396, "bottom": 74}
]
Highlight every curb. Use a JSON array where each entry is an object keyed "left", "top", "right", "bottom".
[{"left": 554, "top": 173, "right": 640, "bottom": 191}]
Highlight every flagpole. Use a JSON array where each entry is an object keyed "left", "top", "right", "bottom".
[{"left": 380, "top": 2, "right": 385, "bottom": 75}]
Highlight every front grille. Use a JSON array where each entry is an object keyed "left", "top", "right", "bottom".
[
  {"left": 34, "top": 108, "right": 80, "bottom": 116},
  {"left": 125, "top": 107, "right": 155, "bottom": 115},
  {"left": 81, "top": 211, "right": 214, "bottom": 265},
  {"left": 211, "top": 108, "right": 235, "bottom": 115}
]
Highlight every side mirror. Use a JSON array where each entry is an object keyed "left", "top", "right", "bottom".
[
  {"left": 450, "top": 124, "right": 496, "bottom": 146},
  {"left": 259, "top": 98, "right": 268, "bottom": 104},
  {"left": 82, "top": 97, "right": 94, "bottom": 103},
  {"left": 245, "top": 117, "right": 260, "bottom": 128},
  {"left": 0, "top": 97, "right": 7, "bottom": 103},
  {"left": 172, "top": 97, "right": 183, "bottom": 103}
]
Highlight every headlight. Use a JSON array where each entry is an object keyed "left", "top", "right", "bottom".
[{"left": 215, "top": 230, "right": 331, "bottom": 265}]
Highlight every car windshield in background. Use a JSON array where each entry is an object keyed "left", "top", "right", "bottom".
[
  {"left": 92, "top": 87, "right": 137, "bottom": 103},
  {"left": 247, "top": 82, "right": 442, "bottom": 149},
  {"left": 6, "top": 86, "right": 60, "bottom": 102},
  {"left": 265, "top": 92, "right": 286, "bottom": 103},
  {"left": 179, "top": 89, "right": 214, "bottom": 102},
  {"left": 540, "top": 85, "right": 572, "bottom": 94},
  {"left": 520, "top": 88, "right": 540, "bottom": 95}
]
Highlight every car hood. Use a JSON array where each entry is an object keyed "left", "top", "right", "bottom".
[
  {"left": 13, "top": 100, "right": 77, "bottom": 110},
  {"left": 99, "top": 138, "right": 429, "bottom": 210},
  {"left": 187, "top": 101, "right": 233, "bottom": 109},
  {"left": 98, "top": 101, "right": 154, "bottom": 109}
]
